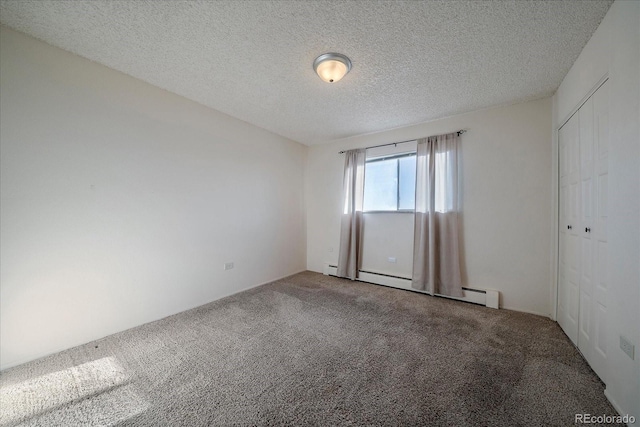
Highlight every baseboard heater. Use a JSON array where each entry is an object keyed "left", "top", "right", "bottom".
[{"left": 323, "top": 264, "right": 499, "bottom": 309}]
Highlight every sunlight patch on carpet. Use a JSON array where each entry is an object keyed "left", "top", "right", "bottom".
[{"left": 0, "top": 357, "right": 146, "bottom": 426}]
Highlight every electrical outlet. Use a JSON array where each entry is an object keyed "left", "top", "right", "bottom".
[
  {"left": 387, "top": 257, "right": 397, "bottom": 263},
  {"left": 223, "top": 262, "right": 234, "bottom": 271},
  {"left": 620, "top": 336, "right": 635, "bottom": 360}
]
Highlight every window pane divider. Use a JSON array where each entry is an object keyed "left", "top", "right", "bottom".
[
  {"left": 363, "top": 210, "right": 415, "bottom": 214},
  {"left": 366, "top": 152, "right": 416, "bottom": 163}
]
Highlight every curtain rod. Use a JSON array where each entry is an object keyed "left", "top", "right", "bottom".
[{"left": 338, "top": 129, "right": 467, "bottom": 154}]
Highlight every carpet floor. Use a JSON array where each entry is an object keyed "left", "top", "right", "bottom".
[{"left": 0, "top": 271, "right": 622, "bottom": 426}]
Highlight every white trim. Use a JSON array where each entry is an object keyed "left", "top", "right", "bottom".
[
  {"left": 324, "top": 264, "right": 497, "bottom": 308},
  {"left": 550, "top": 94, "right": 559, "bottom": 321},
  {"left": 500, "top": 306, "right": 551, "bottom": 318},
  {"left": 604, "top": 389, "right": 635, "bottom": 426},
  {"left": 558, "top": 75, "right": 609, "bottom": 130}
]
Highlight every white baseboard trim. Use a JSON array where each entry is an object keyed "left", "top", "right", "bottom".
[
  {"left": 604, "top": 389, "right": 637, "bottom": 426},
  {"left": 323, "top": 264, "right": 499, "bottom": 309},
  {"left": 500, "top": 306, "right": 551, "bottom": 318}
]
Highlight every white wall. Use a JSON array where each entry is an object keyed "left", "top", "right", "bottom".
[
  {"left": 307, "top": 97, "right": 552, "bottom": 316},
  {"left": 0, "top": 27, "right": 307, "bottom": 370},
  {"left": 553, "top": 1, "right": 639, "bottom": 423},
  {"left": 360, "top": 212, "right": 414, "bottom": 278}
]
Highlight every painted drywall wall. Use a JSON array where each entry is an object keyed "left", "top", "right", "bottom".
[
  {"left": 554, "top": 1, "right": 639, "bottom": 422},
  {"left": 307, "top": 97, "right": 552, "bottom": 316},
  {"left": 0, "top": 26, "right": 307, "bottom": 370},
  {"left": 360, "top": 213, "right": 414, "bottom": 277}
]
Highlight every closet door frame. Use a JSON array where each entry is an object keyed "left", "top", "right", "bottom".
[{"left": 552, "top": 74, "right": 609, "bottom": 324}]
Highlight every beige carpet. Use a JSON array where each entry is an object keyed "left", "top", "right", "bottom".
[{"left": 0, "top": 271, "right": 621, "bottom": 426}]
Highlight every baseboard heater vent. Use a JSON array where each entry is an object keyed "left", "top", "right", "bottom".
[{"left": 323, "top": 264, "right": 499, "bottom": 309}]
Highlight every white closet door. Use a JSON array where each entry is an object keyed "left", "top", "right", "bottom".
[
  {"left": 578, "top": 96, "right": 595, "bottom": 358},
  {"left": 557, "top": 80, "right": 609, "bottom": 383},
  {"left": 558, "top": 112, "right": 580, "bottom": 345},
  {"left": 589, "top": 80, "right": 609, "bottom": 383}
]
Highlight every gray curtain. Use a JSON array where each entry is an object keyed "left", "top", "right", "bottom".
[
  {"left": 337, "top": 149, "right": 366, "bottom": 280},
  {"left": 412, "top": 133, "right": 463, "bottom": 297}
]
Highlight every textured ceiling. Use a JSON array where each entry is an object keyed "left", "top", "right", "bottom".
[{"left": 0, "top": 0, "right": 613, "bottom": 145}]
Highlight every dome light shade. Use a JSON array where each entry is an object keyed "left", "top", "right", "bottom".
[{"left": 313, "top": 53, "right": 352, "bottom": 83}]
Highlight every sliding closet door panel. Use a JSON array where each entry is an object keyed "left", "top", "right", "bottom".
[
  {"left": 558, "top": 119, "right": 568, "bottom": 334},
  {"left": 567, "top": 112, "right": 581, "bottom": 346},
  {"left": 578, "top": 97, "right": 594, "bottom": 357},
  {"left": 590, "top": 80, "right": 609, "bottom": 383},
  {"left": 558, "top": 112, "right": 580, "bottom": 345},
  {"left": 558, "top": 122, "right": 569, "bottom": 339}
]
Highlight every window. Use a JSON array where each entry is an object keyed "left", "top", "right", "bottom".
[{"left": 363, "top": 153, "right": 416, "bottom": 211}]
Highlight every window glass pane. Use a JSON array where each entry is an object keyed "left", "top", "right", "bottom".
[
  {"left": 364, "top": 158, "right": 397, "bottom": 211},
  {"left": 398, "top": 155, "right": 416, "bottom": 210}
]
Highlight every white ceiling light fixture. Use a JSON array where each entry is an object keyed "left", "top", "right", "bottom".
[{"left": 313, "top": 53, "right": 352, "bottom": 83}]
